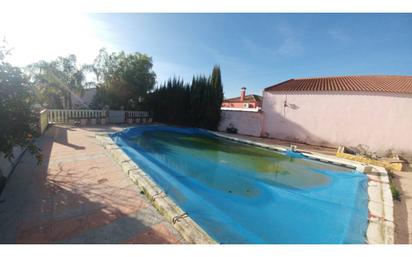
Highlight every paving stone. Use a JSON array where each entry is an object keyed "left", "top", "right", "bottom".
[{"left": 0, "top": 125, "right": 185, "bottom": 244}]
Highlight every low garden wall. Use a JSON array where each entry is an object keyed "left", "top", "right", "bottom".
[
  {"left": 46, "top": 109, "right": 151, "bottom": 125},
  {"left": 218, "top": 109, "right": 262, "bottom": 137}
]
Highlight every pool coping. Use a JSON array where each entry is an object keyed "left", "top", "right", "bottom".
[
  {"left": 212, "top": 131, "right": 395, "bottom": 244},
  {"left": 96, "top": 129, "right": 394, "bottom": 244},
  {"left": 95, "top": 133, "right": 216, "bottom": 244}
]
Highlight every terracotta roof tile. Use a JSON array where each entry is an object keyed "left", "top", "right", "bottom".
[
  {"left": 223, "top": 94, "right": 263, "bottom": 103},
  {"left": 264, "top": 75, "right": 412, "bottom": 94}
]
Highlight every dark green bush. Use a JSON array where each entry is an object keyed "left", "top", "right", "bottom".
[
  {"left": 0, "top": 44, "right": 41, "bottom": 193},
  {"left": 390, "top": 184, "right": 401, "bottom": 201},
  {"left": 149, "top": 65, "right": 224, "bottom": 130},
  {"left": 0, "top": 46, "right": 41, "bottom": 164},
  {"left": 226, "top": 125, "right": 238, "bottom": 134},
  {"left": 387, "top": 170, "right": 401, "bottom": 201}
]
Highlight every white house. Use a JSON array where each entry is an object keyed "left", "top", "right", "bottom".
[{"left": 261, "top": 75, "right": 412, "bottom": 155}]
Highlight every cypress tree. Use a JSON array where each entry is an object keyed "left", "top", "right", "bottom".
[
  {"left": 148, "top": 65, "right": 224, "bottom": 129},
  {"left": 210, "top": 65, "right": 224, "bottom": 130}
]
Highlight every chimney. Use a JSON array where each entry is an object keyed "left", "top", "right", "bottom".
[{"left": 240, "top": 87, "right": 246, "bottom": 101}]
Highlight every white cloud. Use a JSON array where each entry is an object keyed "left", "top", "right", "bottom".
[
  {"left": 328, "top": 29, "right": 353, "bottom": 43},
  {"left": 201, "top": 44, "right": 250, "bottom": 73},
  {"left": 242, "top": 24, "right": 304, "bottom": 57},
  {"left": 0, "top": 12, "right": 118, "bottom": 67},
  {"left": 274, "top": 24, "right": 304, "bottom": 56},
  {"left": 275, "top": 36, "right": 304, "bottom": 56}
]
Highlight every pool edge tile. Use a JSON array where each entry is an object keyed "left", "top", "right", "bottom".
[{"left": 95, "top": 133, "right": 217, "bottom": 244}]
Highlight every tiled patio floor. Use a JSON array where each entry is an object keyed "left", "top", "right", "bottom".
[{"left": 0, "top": 125, "right": 184, "bottom": 243}]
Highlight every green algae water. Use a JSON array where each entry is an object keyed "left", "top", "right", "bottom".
[{"left": 112, "top": 125, "right": 368, "bottom": 243}]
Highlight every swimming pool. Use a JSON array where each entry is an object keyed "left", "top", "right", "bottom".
[{"left": 111, "top": 125, "right": 368, "bottom": 244}]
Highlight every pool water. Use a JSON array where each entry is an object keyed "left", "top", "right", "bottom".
[{"left": 111, "top": 125, "right": 368, "bottom": 244}]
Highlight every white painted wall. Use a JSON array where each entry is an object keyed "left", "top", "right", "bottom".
[
  {"left": 262, "top": 91, "right": 412, "bottom": 154},
  {"left": 218, "top": 110, "right": 262, "bottom": 137}
]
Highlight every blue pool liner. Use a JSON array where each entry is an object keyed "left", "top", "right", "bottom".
[{"left": 110, "top": 125, "right": 369, "bottom": 244}]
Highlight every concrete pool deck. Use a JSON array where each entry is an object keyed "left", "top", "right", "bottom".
[
  {"left": 392, "top": 170, "right": 412, "bottom": 243},
  {"left": 0, "top": 125, "right": 184, "bottom": 243}
]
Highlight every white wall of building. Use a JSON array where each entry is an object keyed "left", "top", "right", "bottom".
[
  {"left": 262, "top": 91, "right": 412, "bottom": 154},
  {"left": 218, "top": 110, "right": 262, "bottom": 137}
]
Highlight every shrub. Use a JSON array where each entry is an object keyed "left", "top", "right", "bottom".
[
  {"left": 387, "top": 170, "right": 401, "bottom": 201},
  {"left": 149, "top": 65, "right": 224, "bottom": 130},
  {"left": 226, "top": 124, "right": 238, "bottom": 134},
  {"left": 390, "top": 184, "right": 401, "bottom": 201},
  {"left": 0, "top": 44, "right": 41, "bottom": 180}
]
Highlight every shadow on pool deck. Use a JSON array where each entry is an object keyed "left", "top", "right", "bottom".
[
  {"left": 0, "top": 125, "right": 184, "bottom": 244},
  {"left": 51, "top": 126, "right": 85, "bottom": 150}
]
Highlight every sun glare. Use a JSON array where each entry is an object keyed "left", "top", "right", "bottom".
[{"left": 0, "top": 12, "right": 115, "bottom": 67}]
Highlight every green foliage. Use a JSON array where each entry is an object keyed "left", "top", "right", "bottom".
[
  {"left": 387, "top": 170, "right": 401, "bottom": 201},
  {"left": 28, "top": 55, "right": 87, "bottom": 109},
  {"left": 0, "top": 44, "right": 41, "bottom": 169},
  {"left": 147, "top": 77, "right": 190, "bottom": 125},
  {"left": 90, "top": 49, "right": 156, "bottom": 110},
  {"left": 149, "top": 65, "right": 224, "bottom": 130},
  {"left": 390, "top": 184, "right": 401, "bottom": 201},
  {"left": 209, "top": 65, "right": 224, "bottom": 128},
  {"left": 387, "top": 170, "right": 395, "bottom": 179},
  {"left": 189, "top": 75, "right": 211, "bottom": 128}
]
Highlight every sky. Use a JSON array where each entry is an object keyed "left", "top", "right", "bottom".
[{"left": 1, "top": 13, "right": 411, "bottom": 98}]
